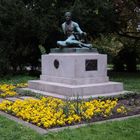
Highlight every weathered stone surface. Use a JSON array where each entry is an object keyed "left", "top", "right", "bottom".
[
  {"left": 19, "top": 96, "right": 38, "bottom": 100},
  {"left": 40, "top": 53, "right": 108, "bottom": 84},
  {"left": 28, "top": 80, "right": 123, "bottom": 96},
  {"left": 6, "top": 97, "right": 21, "bottom": 102}
]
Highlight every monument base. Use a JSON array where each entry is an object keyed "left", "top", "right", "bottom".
[
  {"left": 27, "top": 51, "right": 124, "bottom": 99},
  {"left": 28, "top": 80, "right": 123, "bottom": 97},
  {"left": 22, "top": 87, "right": 127, "bottom": 99}
]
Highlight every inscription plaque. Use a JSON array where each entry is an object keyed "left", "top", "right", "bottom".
[{"left": 85, "top": 59, "right": 97, "bottom": 71}]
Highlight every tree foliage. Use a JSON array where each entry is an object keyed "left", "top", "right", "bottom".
[{"left": 0, "top": 0, "right": 139, "bottom": 75}]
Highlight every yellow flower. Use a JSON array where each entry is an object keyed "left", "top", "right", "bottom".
[
  {"left": 117, "top": 106, "right": 127, "bottom": 114},
  {"left": 0, "top": 95, "right": 127, "bottom": 128}
]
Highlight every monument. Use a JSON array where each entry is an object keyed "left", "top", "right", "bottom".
[
  {"left": 57, "top": 12, "right": 92, "bottom": 49},
  {"left": 27, "top": 12, "right": 124, "bottom": 99}
]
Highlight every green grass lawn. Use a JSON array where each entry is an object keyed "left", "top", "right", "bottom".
[
  {"left": 0, "top": 72, "right": 140, "bottom": 139},
  {"left": 0, "top": 115, "right": 139, "bottom": 140},
  {"left": 0, "top": 74, "right": 38, "bottom": 84},
  {"left": 109, "top": 71, "right": 140, "bottom": 92}
]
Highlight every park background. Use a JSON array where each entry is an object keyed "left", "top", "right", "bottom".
[{"left": 0, "top": 0, "right": 140, "bottom": 76}]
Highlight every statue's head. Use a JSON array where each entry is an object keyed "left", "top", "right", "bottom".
[{"left": 64, "top": 12, "right": 72, "bottom": 22}]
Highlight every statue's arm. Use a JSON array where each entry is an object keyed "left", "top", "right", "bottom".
[
  {"left": 62, "top": 23, "right": 66, "bottom": 35},
  {"left": 74, "top": 23, "right": 83, "bottom": 34}
]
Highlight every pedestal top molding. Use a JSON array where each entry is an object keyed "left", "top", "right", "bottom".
[{"left": 50, "top": 48, "right": 98, "bottom": 53}]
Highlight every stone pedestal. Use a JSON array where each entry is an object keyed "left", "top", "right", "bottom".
[{"left": 28, "top": 50, "right": 124, "bottom": 98}]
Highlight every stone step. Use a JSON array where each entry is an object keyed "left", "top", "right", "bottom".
[
  {"left": 22, "top": 88, "right": 128, "bottom": 100},
  {"left": 0, "top": 98, "right": 5, "bottom": 103},
  {"left": 28, "top": 80, "right": 123, "bottom": 97},
  {"left": 22, "top": 88, "right": 65, "bottom": 99},
  {"left": 6, "top": 97, "right": 21, "bottom": 102},
  {"left": 40, "top": 75, "right": 109, "bottom": 85},
  {"left": 18, "top": 96, "right": 38, "bottom": 100},
  {"left": 4, "top": 96, "right": 38, "bottom": 103}
]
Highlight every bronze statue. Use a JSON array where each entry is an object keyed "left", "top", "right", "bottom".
[{"left": 57, "top": 12, "right": 92, "bottom": 49}]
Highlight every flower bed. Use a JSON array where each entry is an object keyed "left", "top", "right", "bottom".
[
  {"left": 0, "top": 83, "right": 27, "bottom": 97},
  {"left": 0, "top": 96, "right": 128, "bottom": 129},
  {"left": 0, "top": 83, "right": 139, "bottom": 130}
]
